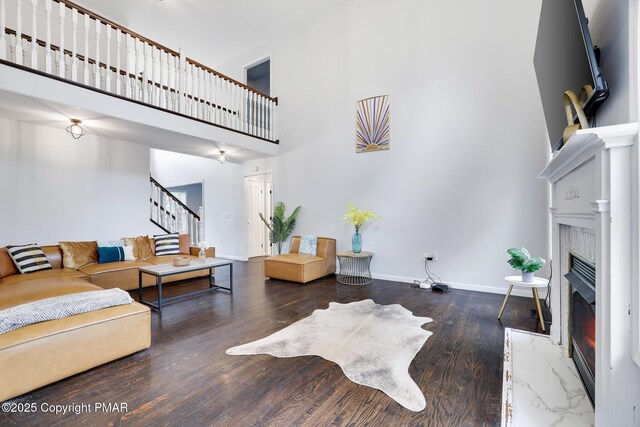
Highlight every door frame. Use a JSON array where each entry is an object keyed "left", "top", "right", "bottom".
[{"left": 244, "top": 171, "right": 273, "bottom": 257}]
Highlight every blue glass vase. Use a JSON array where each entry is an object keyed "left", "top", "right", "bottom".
[{"left": 352, "top": 230, "right": 362, "bottom": 253}]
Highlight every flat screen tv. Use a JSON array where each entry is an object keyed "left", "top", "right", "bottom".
[{"left": 534, "top": 0, "right": 609, "bottom": 152}]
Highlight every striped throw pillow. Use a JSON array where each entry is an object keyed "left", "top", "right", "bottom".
[
  {"left": 154, "top": 233, "right": 180, "bottom": 256},
  {"left": 6, "top": 244, "right": 53, "bottom": 274}
]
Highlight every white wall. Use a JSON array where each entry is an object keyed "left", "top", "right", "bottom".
[
  {"left": 583, "top": 0, "right": 634, "bottom": 126},
  {"left": 226, "top": 0, "right": 551, "bottom": 292},
  {"left": 0, "top": 118, "right": 154, "bottom": 246},
  {"left": 150, "top": 149, "right": 246, "bottom": 260}
]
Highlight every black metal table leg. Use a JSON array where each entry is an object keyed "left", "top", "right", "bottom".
[
  {"left": 209, "top": 267, "right": 213, "bottom": 288},
  {"left": 157, "top": 276, "right": 163, "bottom": 312},
  {"left": 138, "top": 270, "right": 143, "bottom": 302},
  {"left": 229, "top": 263, "right": 233, "bottom": 293}
]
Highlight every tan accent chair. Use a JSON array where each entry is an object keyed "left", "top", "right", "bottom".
[{"left": 264, "top": 236, "right": 336, "bottom": 284}]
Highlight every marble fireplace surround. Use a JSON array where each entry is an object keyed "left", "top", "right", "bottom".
[{"left": 539, "top": 123, "right": 640, "bottom": 426}]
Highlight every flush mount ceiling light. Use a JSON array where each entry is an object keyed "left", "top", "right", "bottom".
[
  {"left": 66, "top": 119, "right": 85, "bottom": 140},
  {"left": 218, "top": 150, "right": 227, "bottom": 164}
]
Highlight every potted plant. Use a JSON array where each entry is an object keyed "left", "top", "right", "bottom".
[
  {"left": 507, "top": 247, "right": 546, "bottom": 283},
  {"left": 259, "top": 201, "right": 301, "bottom": 255},
  {"left": 340, "top": 201, "right": 381, "bottom": 253}
]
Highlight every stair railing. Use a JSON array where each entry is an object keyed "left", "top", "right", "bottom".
[
  {"left": 0, "top": 0, "right": 278, "bottom": 143},
  {"left": 150, "top": 176, "right": 202, "bottom": 245}
]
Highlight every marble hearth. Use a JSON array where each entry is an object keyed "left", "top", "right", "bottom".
[{"left": 538, "top": 123, "right": 640, "bottom": 426}]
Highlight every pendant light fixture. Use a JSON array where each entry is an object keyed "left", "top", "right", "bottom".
[
  {"left": 218, "top": 150, "right": 227, "bottom": 164},
  {"left": 66, "top": 119, "right": 85, "bottom": 140}
]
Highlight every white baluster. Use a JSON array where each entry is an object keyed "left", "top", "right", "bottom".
[
  {"left": 189, "top": 62, "right": 195, "bottom": 116},
  {"left": 178, "top": 49, "right": 185, "bottom": 113},
  {"left": 167, "top": 53, "right": 175, "bottom": 110},
  {"left": 115, "top": 29, "right": 121, "bottom": 95},
  {"left": 199, "top": 66, "right": 205, "bottom": 119},
  {"left": 57, "top": 1, "right": 64, "bottom": 77},
  {"left": 125, "top": 33, "right": 132, "bottom": 98},
  {"left": 230, "top": 83, "right": 237, "bottom": 129},
  {"left": 70, "top": 8, "right": 78, "bottom": 81},
  {"left": 269, "top": 99, "right": 275, "bottom": 141},
  {"left": 82, "top": 12, "right": 89, "bottom": 83},
  {"left": 156, "top": 49, "right": 168, "bottom": 108},
  {"left": 153, "top": 46, "right": 160, "bottom": 105},
  {"left": 214, "top": 76, "right": 220, "bottom": 124},
  {"left": 143, "top": 42, "right": 150, "bottom": 103},
  {"left": 258, "top": 94, "right": 263, "bottom": 136},
  {"left": 235, "top": 85, "right": 241, "bottom": 130},
  {"left": 256, "top": 94, "right": 261, "bottom": 137},
  {"left": 0, "top": 0, "right": 6, "bottom": 60},
  {"left": 261, "top": 96, "right": 266, "bottom": 138},
  {"left": 198, "top": 206, "right": 204, "bottom": 242},
  {"left": 250, "top": 91, "right": 256, "bottom": 135},
  {"left": 141, "top": 42, "right": 148, "bottom": 102},
  {"left": 15, "top": 0, "right": 23, "bottom": 65},
  {"left": 274, "top": 98, "right": 278, "bottom": 141},
  {"left": 208, "top": 72, "right": 214, "bottom": 122},
  {"left": 134, "top": 38, "right": 142, "bottom": 99},
  {"left": 94, "top": 18, "right": 100, "bottom": 88},
  {"left": 29, "top": 0, "right": 36, "bottom": 68},
  {"left": 105, "top": 25, "right": 111, "bottom": 91},
  {"left": 240, "top": 87, "right": 246, "bottom": 132}
]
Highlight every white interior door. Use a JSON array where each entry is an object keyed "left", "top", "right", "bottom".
[{"left": 246, "top": 178, "right": 266, "bottom": 257}]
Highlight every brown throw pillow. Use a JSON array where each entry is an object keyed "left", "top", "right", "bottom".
[
  {"left": 0, "top": 247, "right": 18, "bottom": 277},
  {"left": 123, "top": 236, "right": 154, "bottom": 260},
  {"left": 59, "top": 241, "right": 98, "bottom": 270},
  {"left": 179, "top": 234, "right": 190, "bottom": 255}
]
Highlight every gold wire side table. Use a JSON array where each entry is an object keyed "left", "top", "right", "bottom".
[{"left": 336, "top": 251, "right": 374, "bottom": 285}]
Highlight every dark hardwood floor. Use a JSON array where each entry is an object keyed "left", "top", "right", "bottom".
[{"left": 1, "top": 258, "right": 549, "bottom": 426}]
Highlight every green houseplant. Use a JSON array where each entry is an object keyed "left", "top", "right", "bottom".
[
  {"left": 259, "top": 201, "right": 301, "bottom": 255},
  {"left": 507, "top": 247, "right": 546, "bottom": 283},
  {"left": 340, "top": 201, "right": 381, "bottom": 253}
]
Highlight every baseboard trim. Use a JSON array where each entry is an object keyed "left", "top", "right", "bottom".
[
  {"left": 371, "top": 273, "right": 548, "bottom": 298},
  {"left": 216, "top": 254, "right": 249, "bottom": 261}
]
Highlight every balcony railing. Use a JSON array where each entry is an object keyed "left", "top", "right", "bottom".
[{"left": 0, "top": 0, "right": 278, "bottom": 143}]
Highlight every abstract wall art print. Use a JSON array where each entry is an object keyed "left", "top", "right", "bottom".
[{"left": 355, "top": 95, "right": 390, "bottom": 153}]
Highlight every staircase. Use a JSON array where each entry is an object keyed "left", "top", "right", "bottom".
[
  {"left": 150, "top": 176, "right": 203, "bottom": 245},
  {"left": 0, "top": 0, "right": 278, "bottom": 143}
]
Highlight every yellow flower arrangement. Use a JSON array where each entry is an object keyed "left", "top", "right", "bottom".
[{"left": 340, "top": 201, "right": 382, "bottom": 232}]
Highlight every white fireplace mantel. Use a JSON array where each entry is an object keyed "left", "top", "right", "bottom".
[{"left": 539, "top": 122, "right": 639, "bottom": 426}]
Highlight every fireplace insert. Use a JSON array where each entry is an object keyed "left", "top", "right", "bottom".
[{"left": 565, "top": 254, "right": 596, "bottom": 405}]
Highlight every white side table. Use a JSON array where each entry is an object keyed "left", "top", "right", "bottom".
[{"left": 498, "top": 275, "right": 548, "bottom": 331}]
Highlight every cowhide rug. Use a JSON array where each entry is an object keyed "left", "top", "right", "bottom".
[{"left": 226, "top": 299, "right": 433, "bottom": 411}]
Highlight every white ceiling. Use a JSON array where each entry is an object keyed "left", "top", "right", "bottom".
[{"left": 74, "top": 0, "right": 342, "bottom": 70}]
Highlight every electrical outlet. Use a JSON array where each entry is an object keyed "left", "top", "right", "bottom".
[{"left": 423, "top": 252, "right": 438, "bottom": 261}]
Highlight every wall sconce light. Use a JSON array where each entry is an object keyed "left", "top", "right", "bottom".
[
  {"left": 66, "top": 119, "right": 85, "bottom": 140},
  {"left": 218, "top": 150, "right": 227, "bottom": 164}
]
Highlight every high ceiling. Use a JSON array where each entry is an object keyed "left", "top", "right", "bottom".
[{"left": 75, "top": 0, "right": 342, "bottom": 72}]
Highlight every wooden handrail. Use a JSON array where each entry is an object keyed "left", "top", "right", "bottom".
[
  {"left": 51, "top": 0, "right": 180, "bottom": 57},
  {"left": 187, "top": 57, "right": 278, "bottom": 104},
  {"left": 150, "top": 176, "right": 201, "bottom": 220}
]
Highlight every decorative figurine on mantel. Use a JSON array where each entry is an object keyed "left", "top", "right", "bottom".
[{"left": 340, "top": 201, "right": 381, "bottom": 253}]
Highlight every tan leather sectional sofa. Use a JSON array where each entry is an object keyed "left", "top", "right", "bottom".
[{"left": 0, "top": 240, "right": 215, "bottom": 402}]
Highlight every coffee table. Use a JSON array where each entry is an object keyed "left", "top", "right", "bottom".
[{"left": 138, "top": 257, "right": 233, "bottom": 312}]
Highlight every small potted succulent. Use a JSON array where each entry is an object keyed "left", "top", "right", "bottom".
[{"left": 507, "top": 247, "right": 546, "bottom": 283}]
